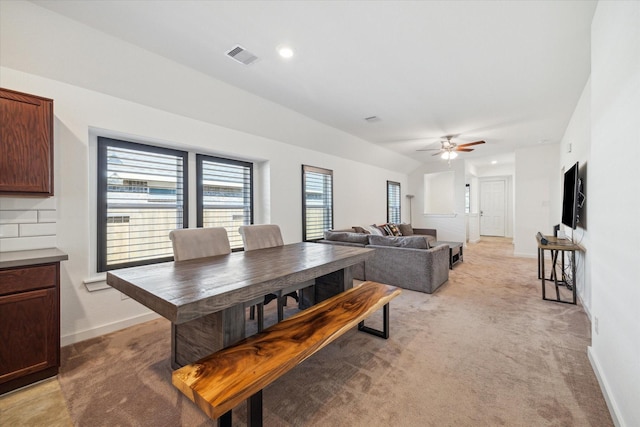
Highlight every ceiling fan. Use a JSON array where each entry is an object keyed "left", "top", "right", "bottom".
[{"left": 417, "top": 135, "right": 486, "bottom": 165}]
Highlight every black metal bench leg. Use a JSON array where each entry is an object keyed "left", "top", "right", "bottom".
[
  {"left": 218, "top": 410, "right": 232, "bottom": 427},
  {"left": 358, "top": 303, "right": 390, "bottom": 339},
  {"left": 247, "top": 390, "right": 263, "bottom": 427}
]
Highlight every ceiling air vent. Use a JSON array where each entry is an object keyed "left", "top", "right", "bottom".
[{"left": 226, "top": 45, "right": 258, "bottom": 65}]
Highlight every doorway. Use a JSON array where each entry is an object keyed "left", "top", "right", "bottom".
[{"left": 480, "top": 179, "right": 506, "bottom": 236}]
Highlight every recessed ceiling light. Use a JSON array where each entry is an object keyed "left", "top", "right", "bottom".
[
  {"left": 491, "top": 160, "right": 498, "bottom": 164},
  {"left": 277, "top": 45, "right": 294, "bottom": 59}
]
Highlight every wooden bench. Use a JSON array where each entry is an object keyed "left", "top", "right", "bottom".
[{"left": 172, "top": 280, "right": 401, "bottom": 426}]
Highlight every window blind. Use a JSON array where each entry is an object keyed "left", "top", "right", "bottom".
[
  {"left": 97, "top": 137, "right": 187, "bottom": 271},
  {"left": 387, "top": 181, "right": 401, "bottom": 223},
  {"left": 302, "top": 165, "right": 333, "bottom": 241},
  {"left": 197, "top": 155, "right": 253, "bottom": 250}
]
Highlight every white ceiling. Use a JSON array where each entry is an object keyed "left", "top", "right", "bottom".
[{"left": 32, "top": 0, "right": 596, "bottom": 166}]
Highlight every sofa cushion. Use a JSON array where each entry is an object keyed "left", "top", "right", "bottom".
[
  {"left": 368, "top": 235, "right": 428, "bottom": 249},
  {"left": 396, "top": 223, "right": 414, "bottom": 236},
  {"left": 323, "top": 231, "right": 370, "bottom": 244}
]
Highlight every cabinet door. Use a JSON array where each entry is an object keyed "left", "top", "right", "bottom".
[
  {"left": 0, "top": 288, "right": 58, "bottom": 384},
  {"left": 0, "top": 88, "right": 54, "bottom": 196}
]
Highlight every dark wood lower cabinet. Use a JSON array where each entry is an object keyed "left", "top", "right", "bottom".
[{"left": 0, "top": 263, "right": 60, "bottom": 394}]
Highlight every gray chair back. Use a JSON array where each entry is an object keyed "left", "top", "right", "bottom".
[
  {"left": 238, "top": 224, "right": 284, "bottom": 251},
  {"left": 169, "top": 227, "right": 231, "bottom": 261}
]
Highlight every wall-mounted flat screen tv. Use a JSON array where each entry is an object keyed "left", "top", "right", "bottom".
[{"left": 561, "top": 161, "right": 579, "bottom": 229}]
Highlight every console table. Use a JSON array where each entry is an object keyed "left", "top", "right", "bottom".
[{"left": 536, "top": 235, "right": 584, "bottom": 304}]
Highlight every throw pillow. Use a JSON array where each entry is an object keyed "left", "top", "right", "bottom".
[
  {"left": 379, "top": 223, "right": 401, "bottom": 236},
  {"left": 396, "top": 223, "right": 414, "bottom": 236},
  {"left": 352, "top": 226, "right": 370, "bottom": 234},
  {"left": 365, "top": 224, "right": 384, "bottom": 235},
  {"left": 425, "top": 235, "right": 436, "bottom": 248}
]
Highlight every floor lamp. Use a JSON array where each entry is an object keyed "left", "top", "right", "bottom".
[{"left": 406, "top": 194, "right": 414, "bottom": 224}]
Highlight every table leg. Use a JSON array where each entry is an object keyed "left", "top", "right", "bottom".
[
  {"left": 171, "top": 304, "right": 245, "bottom": 369},
  {"left": 551, "top": 249, "right": 561, "bottom": 301},
  {"left": 571, "top": 250, "right": 577, "bottom": 304},
  {"left": 300, "top": 267, "right": 354, "bottom": 309},
  {"left": 541, "top": 248, "right": 546, "bottom": 300}
]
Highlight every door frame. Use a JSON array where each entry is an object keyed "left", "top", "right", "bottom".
[{"left": 479, "top": 176, "right": 513, "bottom": 237}]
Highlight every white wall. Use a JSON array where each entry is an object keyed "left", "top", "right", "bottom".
[
  {"left": 0, "top": 1, "right": 412, "bottom": 345},
  {"left": 409, "top": 160, "right": 466, "bottom": 243},
  {"left": 513, "top": 144, "right": 560, "bottom": 256},
  {"left": 558, "top": 78, "right": 592, "bottom": 315},
  {"left": 588, "top": 2, "right": 640, "bottom": 426}
]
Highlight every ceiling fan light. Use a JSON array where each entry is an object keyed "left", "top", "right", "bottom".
[{"left": 441, "top": 151, "right": 458, "bottom": 160}]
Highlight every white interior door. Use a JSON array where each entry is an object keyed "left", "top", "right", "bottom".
[{"left": 480, "top": 179, "right": 506, "bottom": 236}]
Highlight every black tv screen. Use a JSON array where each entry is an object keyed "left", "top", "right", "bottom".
[{"left": 561, "top": 162, "right": 579, "bottom": 229}]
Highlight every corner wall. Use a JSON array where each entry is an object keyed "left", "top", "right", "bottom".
[
  {"left": 588, "top": 2, "right": 640, "bottom": 426},
  {"left": 409, "top": 160, "right": 467, "bottom": 243},
  {"left": 513, "top": 144, "right": 560, "bottom": 257},
  {"left": 558, "top": 78, "right": 592, "bottom": 315}
]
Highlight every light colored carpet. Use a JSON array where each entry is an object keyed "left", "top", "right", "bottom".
[{"left": 55, "top": 237, "right": 613, "bottom": 426}]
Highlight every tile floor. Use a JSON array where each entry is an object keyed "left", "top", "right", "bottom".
[{"left": 0, "top": 378, "right": 72, "bottom": 426}]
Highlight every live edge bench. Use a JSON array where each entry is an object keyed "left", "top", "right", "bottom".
[{"left": 172, "top": 281, "right": 401, "bottom": 426}]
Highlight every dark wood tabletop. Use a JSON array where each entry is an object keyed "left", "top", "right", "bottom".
[{"left": 107, "top": 242, "right": 373, "bottom": 324}]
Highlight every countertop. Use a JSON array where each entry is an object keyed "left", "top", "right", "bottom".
[{"left": 0, "top": 248, "right": 69, "bottom": 269}]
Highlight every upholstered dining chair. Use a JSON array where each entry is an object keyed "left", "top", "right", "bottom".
[
  {"left": 169, "top": 227, "right": 264, "bottom": 331},
  {"left": 239, "top": 224, "right": 313, "bottom": 322},
  {"left": 169, "top": 226, "right": 231, "bottom": 261}
]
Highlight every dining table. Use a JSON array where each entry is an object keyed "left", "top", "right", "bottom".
[{"left": 107, "top": 242, "right": 373, "bottom": 368}]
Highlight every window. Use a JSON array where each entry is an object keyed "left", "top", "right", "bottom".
[
  {"left": 197, "top": 154, "right": 253, "bottom": 250},
  {"left": 302, "top": 165, "right": 333, "bottom": 241},
  {"left": 97, "top": 137, "right": 188, "bottom": 272},
  {"left": 387, "top": 181, "right": 401, "bottom": 223},
  {"left": 465, "top": 184, "right": 470, "bottom": 214}
]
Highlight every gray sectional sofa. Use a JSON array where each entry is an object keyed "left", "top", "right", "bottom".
[{"left": 318, "top": 226, "right": 450, "bottom": 294}]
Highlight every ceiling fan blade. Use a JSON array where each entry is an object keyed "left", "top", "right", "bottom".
[
  {"left": 417, "top": 148, "right": 442, "bottom": 151},
  {"left": 432, "top": 152, "right": 443, "bottom": 156},
  {"left": 456, "top": 140, "right": 486, "bottom": 148},
  {"left": 455, "top": 148, "right": 474, "bottom": 152}
]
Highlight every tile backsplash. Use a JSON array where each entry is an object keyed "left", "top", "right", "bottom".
[{"left": 0, "top": 197, "right": 57, "bottom": 252}]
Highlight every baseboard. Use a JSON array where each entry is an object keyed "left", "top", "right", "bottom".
[
  {"left": 578, "top": 292, "right": 591, "bottom": 320},
  {"left": 588, "top": 347, "right": 623, "bottom": 427},
  {"left": 60, "top": 312, "right": 161, "bottom": 347}
]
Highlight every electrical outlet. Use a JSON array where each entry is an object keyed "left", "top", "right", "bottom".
[{"left": 594, "top": 316, "right": 599, "bottom": 334}]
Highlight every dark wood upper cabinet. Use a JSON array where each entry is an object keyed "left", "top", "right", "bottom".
[{"left": 0, "top": 88, "right": 54, "bottom": 196}]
